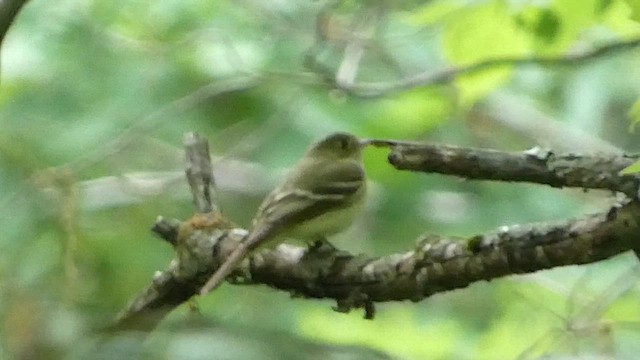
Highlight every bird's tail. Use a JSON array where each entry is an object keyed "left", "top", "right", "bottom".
[{"left": 199, "top": 227, "right": 270, "bottom": 295}]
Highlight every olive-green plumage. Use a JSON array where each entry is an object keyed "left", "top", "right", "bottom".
[{"left": 200, "top": 132, "right": 367, "bottom": 295}]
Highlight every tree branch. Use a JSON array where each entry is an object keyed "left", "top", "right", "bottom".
[
  {"left": 307, "top": 38, "right": 640, "bottom": 98},
  {"left": 113, "top": 137, "right": 640, "bottom": 332},
  {"left": 378, "top": 140, "right": 640, "bottom": 197},
  {"left": 116, "top": 198, "right": 640, "bottom": 330},
  {"left": 184, "top": 132, "right": 217, "bottom": 214}
]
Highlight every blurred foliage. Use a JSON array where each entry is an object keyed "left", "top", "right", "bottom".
[{"left": 2, "top": 0, "right": 640, "bottom": 359}]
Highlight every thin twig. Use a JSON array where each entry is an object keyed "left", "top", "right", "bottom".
[
  {"left": 323, "top": 38, "right": 640, "bottom": 98},
  {"left": 184, "top": 132, "right": 216, "bottom": 214}
]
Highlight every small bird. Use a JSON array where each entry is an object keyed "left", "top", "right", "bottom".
[{"left": 199, "top": 132, "right": 368, "bottom": 295}]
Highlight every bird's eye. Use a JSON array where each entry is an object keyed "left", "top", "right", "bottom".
[{"left": 340, "top": 138, "right": 349, "bottom": 150}]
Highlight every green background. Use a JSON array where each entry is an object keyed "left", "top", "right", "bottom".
[{"left": 2, "top": 0, "right": 640, "bottom": 359}]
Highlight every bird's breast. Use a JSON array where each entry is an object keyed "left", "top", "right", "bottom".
[{"left": 283, "top": 189, "right": 365, "bottom": 241}]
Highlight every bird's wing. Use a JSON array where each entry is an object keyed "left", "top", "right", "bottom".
[{"left": 252, "top": 159, "right": 365, "bottom": 234}]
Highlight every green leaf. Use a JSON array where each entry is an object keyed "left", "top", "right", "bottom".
[
  {"left": 443, "top": 1, "right": 529, "bottom": 65},
  {"left": 598, "top": 0, "right": 615, "bottom": 12},
  {"left": 515, "top": 7, "right": 561, "bottom": 46},
  {"left": 628, "top": 99, "right": 640, "bottom": 132},
  {"left": 620, "top": 159, "right": 640, "bottom": 175},
  {"left": 623, "top": 0, "right": 640, "bottom": 21},
  {"left": 442, "top": 0, "right": 530, "bottom": 106},
  {"left": 404, "top": 2, "right": 463, "bottom": 25},
  {"left": 454, "top": 67, "right": 514, "bottom": 108},
  {"left": 602, "top": 0, "right": 640, "bottom": 35},
  {"left": 548, "top": 0, "right": 601, "bottom": 52},
  {"left": 368, "top": 88, "right": 453, "bottom": 138}
]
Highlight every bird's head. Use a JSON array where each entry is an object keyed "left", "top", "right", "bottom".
[{"left": 307, "top": 132, "right": 367, "bottom": 160}]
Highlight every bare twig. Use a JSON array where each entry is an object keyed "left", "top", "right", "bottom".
[
  {"left": 314, "top": 38, "right": 640, "bottom": 98},
  {"left": 334, "top": 4, "right": 384, "bottom": 88},
  {"left": 184, "top": 132, "right": 216, "bottom": 214},
  {"left": 374, "top": 140, "right": 640, "bottom": 197},
  {"left": 516, "top": 265, "right": 640, "bottom": 359}
]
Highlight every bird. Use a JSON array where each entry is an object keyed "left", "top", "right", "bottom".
[{"left": 199, "top": 132, "right": 368, "bottom": 295}]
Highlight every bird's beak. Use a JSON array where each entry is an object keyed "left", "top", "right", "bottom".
[
  {"left": 359, "top": 138, "right": 397, "bottom": 148},
  {"left": 358, "top": 138, "right": 374, "bottom": 148}
]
